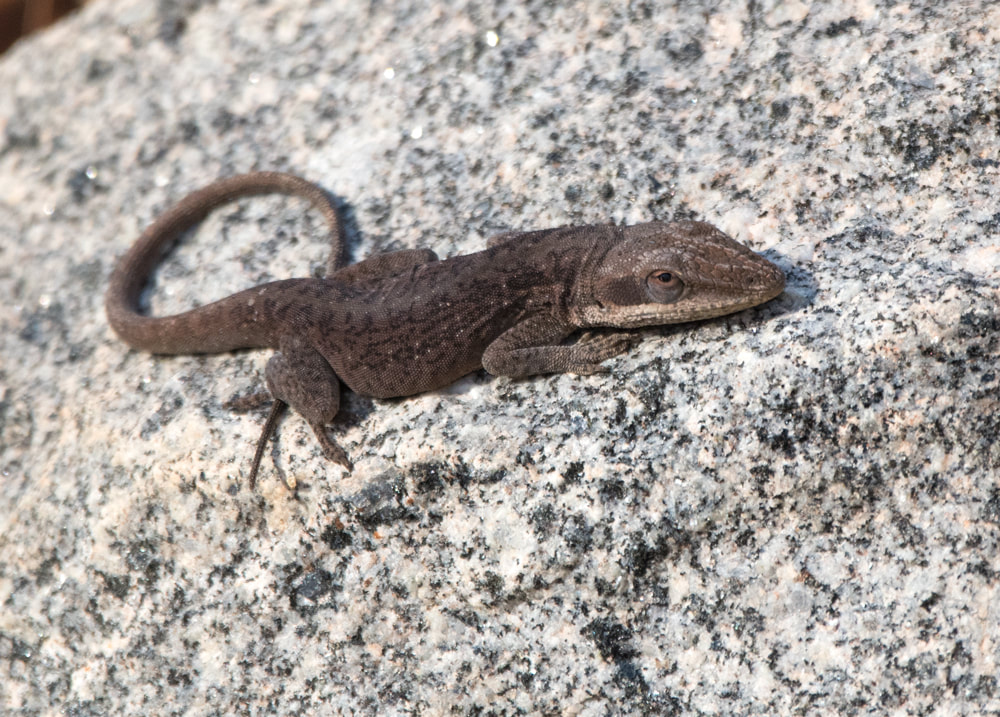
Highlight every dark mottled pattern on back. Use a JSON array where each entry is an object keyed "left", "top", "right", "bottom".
[{"left": 303, "top": 229, "right": 606, "bottom": 397}]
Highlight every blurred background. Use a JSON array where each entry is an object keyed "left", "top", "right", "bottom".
[{"left": 0, "top": 0, "right": 87, "bottom": 54}]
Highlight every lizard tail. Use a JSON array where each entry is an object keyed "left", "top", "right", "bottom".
[{"left": 104, "top": 172, "right": 342, "bottom": 354}]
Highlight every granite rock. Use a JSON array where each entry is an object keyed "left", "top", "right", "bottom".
[{"left": 0, "top": 0, "right": 997, "bottom": 714}]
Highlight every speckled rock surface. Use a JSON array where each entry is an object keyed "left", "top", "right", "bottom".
[{"left": 1, "top": 0, "right": 998, "bottom": 714}]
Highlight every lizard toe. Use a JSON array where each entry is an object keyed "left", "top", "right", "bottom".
[
  {"left": 310, "top": 422, "right": 353, "bottom": 472},
  {"left": 224, "top": 389, "right": 272, "bottom": 412}
]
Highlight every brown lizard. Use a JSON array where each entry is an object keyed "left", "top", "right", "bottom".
[{"left": 105, "top": 172, "right": 785, "bottom": 488}]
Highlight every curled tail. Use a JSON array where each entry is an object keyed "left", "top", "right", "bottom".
[{"left": 105, "top": 172, "right": 342, "bottom": 354}]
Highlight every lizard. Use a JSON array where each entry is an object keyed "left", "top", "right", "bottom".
[{"left": 105, "top": 171, "right": 785, "bottom": 489}]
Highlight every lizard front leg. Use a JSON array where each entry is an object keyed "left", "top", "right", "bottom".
[
  {"left": 245, "top": 334, "right": 351, "bottom": 488},
  {"left": 481, "top": 314, "right": 633, "bottom": 378}
]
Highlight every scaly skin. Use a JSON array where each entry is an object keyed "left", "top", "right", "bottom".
[{"left": 106, "top": 172, "right": 785, "bottom": 489}]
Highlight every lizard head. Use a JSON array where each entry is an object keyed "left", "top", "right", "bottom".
[{"left": 574, "top": 221, "right": 785, "bottom": 328}]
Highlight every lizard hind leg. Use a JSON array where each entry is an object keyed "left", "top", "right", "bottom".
[{"left": 262, "top": 335, "right": 353, "bottom": 486}]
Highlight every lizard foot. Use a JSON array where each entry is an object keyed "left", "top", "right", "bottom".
[
  {"left": 310, "top": 422, "right": 354, "bottom": 473},
  {"left": 224, "top": 390, "right": 272, "bottom": 413},
  {"left": 568, "top": 331, "right": 634, "bottom": 374}
]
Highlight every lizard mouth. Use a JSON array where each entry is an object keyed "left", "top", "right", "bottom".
[{"left": 580, "top": 278, "right": 785, "bottom": 328}]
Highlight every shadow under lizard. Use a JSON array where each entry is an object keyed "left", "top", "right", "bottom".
[{"left": 105, "top": 172, "right": 785, "bottom": 489}]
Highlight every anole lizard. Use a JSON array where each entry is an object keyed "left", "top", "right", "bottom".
[{"left": 106, "top": 172, "right": 785, "bottom": 488}]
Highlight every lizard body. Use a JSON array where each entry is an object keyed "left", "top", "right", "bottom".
[{"left": 106, "top": 172, "right": 785, "bottom": 487}]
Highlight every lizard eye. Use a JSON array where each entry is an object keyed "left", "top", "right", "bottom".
[{"left": 645, "top": 270, "right": 685, "bottom": 303}]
